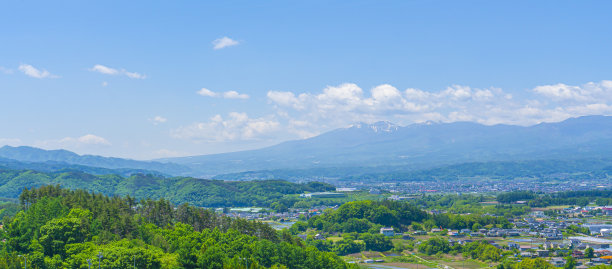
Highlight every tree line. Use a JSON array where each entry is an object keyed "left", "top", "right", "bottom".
[
  {"left": 0, "top": 185, "right": 354, "bottom": 268},
  {"left": 0, "top": 168, "right": 335, "bottom": 208}
]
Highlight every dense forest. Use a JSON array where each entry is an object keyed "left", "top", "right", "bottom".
[
  {"left": 0, "top": 168, "right": 334, "bottom": 207},
  {"left": 0, "top": 185, "right": 354, "bottom": 268},
  {"left": 299, "top": 200, "right": 428, "bottom": 234},
  {"left": 497, "top": 189, "right": 612, "bottom": 207},
  {"left": 295, "top": 200, "right": 510, "bottom": 235}
]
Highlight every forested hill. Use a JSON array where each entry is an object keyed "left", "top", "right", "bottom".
[
  {"left": 0, "top": 169, "right": 334, "bottom": 207},
  {"left": 0, "top": 157, "right": 164, "bottom": 177},
  {"left": 0, "top": 185, "right": 353, "bottom": 268},
  {"left": 0, "top": 145, "right": 192, "bottom": 176}
]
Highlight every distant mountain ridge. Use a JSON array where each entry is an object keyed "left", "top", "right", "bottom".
[
  {"left": 0, "top": 157, "right": 165, "bottom": 177},
  {"left": 160, "top": 115, "right": 612, "bottom": 176},
  {"left": 1, "top": 116, "right": 611, "bottom": 178},
  {"left": 0, "top": 146, "right": 192, "bottom": 175}
]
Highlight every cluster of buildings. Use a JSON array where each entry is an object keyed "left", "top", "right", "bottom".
[
  {"left": 334, "top": 178, "right": 610, "bottom": 194},
  {"left": 220, "top": 205, "right": 335, "bottom": 224}
]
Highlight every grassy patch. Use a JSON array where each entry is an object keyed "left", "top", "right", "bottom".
[{"left": 327, "top": 236, "right": 343, "bottom": 242}]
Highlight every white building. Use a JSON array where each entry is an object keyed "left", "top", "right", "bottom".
[{"left": 380, "top": 227, "right": 394, "bottom": 236}]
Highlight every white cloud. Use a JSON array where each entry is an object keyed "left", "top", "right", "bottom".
[
  {"left": 90, "top": 64, "right": 119, "bottom": 75},
  {"left": 370, "top": 84, "right": 402, "bottom": 101},
  {"left": 534, "top": 83, "right": 586, "bottom": 101},
  {"left": 172, "top": 112, "right": 279, "bottom": 142},
  {"left": 150, "top": 116, "right": 167, "bottom": 125},
  {"left": 0, "top": 138, "right": 22, "bottom": 146},
  {"left": 59, "top": 134, "right": 111, "bottom": 146},
  {"left": 18, "top": 64, "right": 59, "bottom": 79},
  {"left": 212, "top": 36, "right": 239, "bottom": 50},
  {"left": 267, "top": 91, "right": 309, "bottom": 110},
  {"left": 102, "top": 81, "right": 108, "bottom": 87},
  {"left": 443, "top": 85, "right": 472, "bottom": 100},
  {"left": 267, "top": 91, "right": 298, "bottom": 106},
  {"left": 170, "top": 80, "right": 612, "bottom": 146},
  {"left": 197, "top": 88, "right": 217, "bottom": 97},
  {"left": 265, "top": 80, "right": 612, "bottom": 137},
  {"left": 196, "top": 88, "right": 249, "bottom": 99},
  {"left": 474, "top": 89, "right": 494, "bottom": 100},
  {"left": 124, "top": 71, "right": 146, "bottom": 79},
  {"left": 89, "top": 64, "right": 146, "bottom": 79},
  {"left": 34, "top": 134, "right": 111, "bottom": 151},
  {"left": 533, "top": 80, "right": 612, "bottom": 103},
  {"left": 223, "top": 90, "right": 249, "bottom": 99}
]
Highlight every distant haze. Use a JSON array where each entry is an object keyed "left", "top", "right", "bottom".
[{"left": 1, "top": 115, "right": 610, "bottom": 178}]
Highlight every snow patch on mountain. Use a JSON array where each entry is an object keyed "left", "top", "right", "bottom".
[{"left": 349, "top": 121, "right": 399, "bottom": 133}]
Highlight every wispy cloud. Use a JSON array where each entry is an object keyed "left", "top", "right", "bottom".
[
  {"left": 172, "top": 112, "right": 279, "bottom": 142},
  {"left": 196, "top": 88, "right": 217, "bottom": 97},
  {"left": 59, "top": 134, "right": 111, "bottom": 146},
  {"left": 172, "top": 80, "right": 612, "bottom": 144},
  {"left": 89, "top": 64, "right": 146, "bottom": 79},
  {"left": 265, "top": 80, "right": 612, "bottom": 139},
  {"left": 0, "top": 66, "right": 13, "bottom": 74},
  {"left": 124, "top": 71, "right": 146, "bottom": 79},
  {"left": 212, "top": 36, "right": 239, "bottom": 50},
  {"left": 150, "top": 116, "right": 167, "bottom": 125},
  {"left": 18, "top": 64, "right": 59, "bottom": 79},
  {"left": 533, "top": 80, "right": 612, "bottom": 103},
  {"left": 90, "top": 64, "right": 118, "bottom": 75},
  {"left": 35, "top": 134, "right": 111, "bottom": 151},
  {"left": 197, "top": 88, "right": 249, "bottom": 99}
]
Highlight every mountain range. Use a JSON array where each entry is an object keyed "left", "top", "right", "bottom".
[
  {"left": 0, "top": 146, "right": 190, "bottom": 175},
  {"left": 1, "top": 115, "right": 611, "bottom": 178},
  {"left": 159, "top": 115, "right": 612, "bottom": 177}
]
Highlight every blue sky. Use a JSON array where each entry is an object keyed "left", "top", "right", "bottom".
[{"left": 1, "top": 1, "right": 611, "bottom": 159}]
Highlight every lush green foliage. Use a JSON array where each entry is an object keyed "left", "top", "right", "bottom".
[
  {"left": 497, "top": 189, "right": 612, "bottom": 207},
  {"left": 428, "top": 212, "right": 511, "bottom": 230},
  {"left": 497, "top": 191, "right": 536, "bottom": 203},
  {"left": 293, "top": 197, "right": 517, "bottom": 262},
  {"left": 0, "top": 169, "right": 334, "bottom": 207},
  {"left": 417, "top": 237, "right": 450, "bottom": 255},
  {"left": 0, "top": 200, "right": 19, "bottom": 220},
  {"left": 461, "top": 241, "right": 503, "bottom": 262},
  {"left": 412, "top": 194, "right": 530, "bottom": 217},
  {"left": 301, "top": 198, "right": 510, "bottom": 235},
  {"left": 0, "top": 185, "right": 354, "bottom": 268},
  {"left": 566, "top": 225, "right": 590, "bottom": 235},
  {"left": 304, "top": 200, "right": 428, "bottom": 233},
  {"left": 416, "top": 238, "right": 503, "bottom": 262},
  {"left": 514, "top": 258, "right": 554, "bottom": 269}
]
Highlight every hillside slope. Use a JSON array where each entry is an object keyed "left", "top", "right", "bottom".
[
  {"left": 0, "top": 146, "right": 192, "bottom": 175},
  {"left": 0, "top": 168, "right": 334, "bottom": 207}
]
